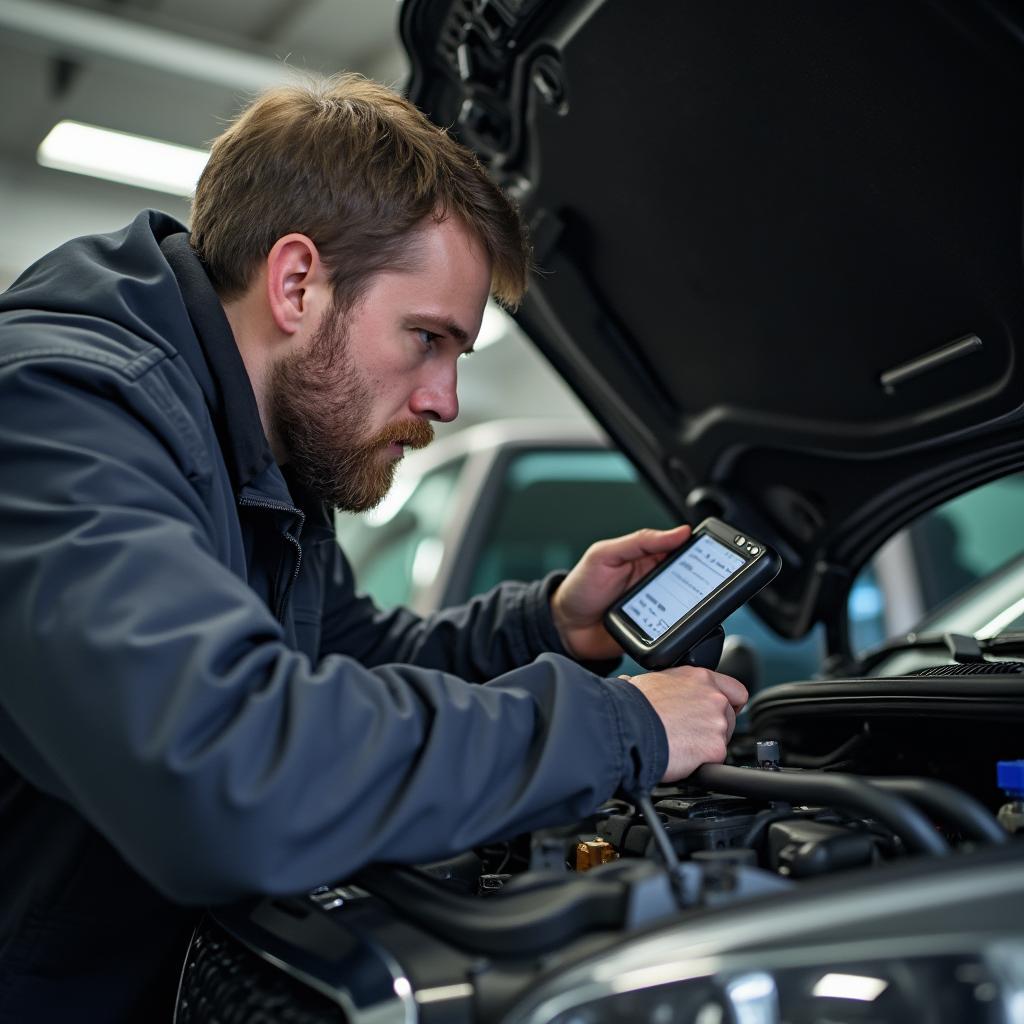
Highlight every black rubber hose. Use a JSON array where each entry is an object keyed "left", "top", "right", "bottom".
[
  {"left": 868, "top": 777, "right": 1007, "bottom": 845},
  {"left": 354, "top": 860, "right": 661, "bottom": 957},
  {"left": 637, "top": 793, "right": 680, "bottom": 870},
  {"left": 694, "top": 764, "right": 949, "bottom": 857}
]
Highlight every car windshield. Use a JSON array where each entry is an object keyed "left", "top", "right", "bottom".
[
  {"left": 849, "top": 473, "right": 1024, "bottom": 676},
  {"left": 912, "top": 552, "right": 1024, "bottom": 639}
]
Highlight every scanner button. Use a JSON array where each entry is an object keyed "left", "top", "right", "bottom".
[{"left": 735, "top": 535, "right": 746, "bottom": 545}]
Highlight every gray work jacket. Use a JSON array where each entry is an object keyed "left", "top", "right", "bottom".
[{"left": 0, "top": 211, "right": 666, "bottom": 1018}]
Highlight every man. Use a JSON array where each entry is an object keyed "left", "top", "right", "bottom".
[{"left": 0, "top": 76, "right": 746, "bottom": 1017}]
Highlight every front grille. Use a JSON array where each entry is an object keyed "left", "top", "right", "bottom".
[{"left": 175, "top": 914, "right": 346, "bottom": 1024}]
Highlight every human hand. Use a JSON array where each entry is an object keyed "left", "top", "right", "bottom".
[
  {"left": 551, "top": 524, "right": 691, "bottom": 661},
  {"left": 622, "top": 666, "right": 748, "bottom": 781}
]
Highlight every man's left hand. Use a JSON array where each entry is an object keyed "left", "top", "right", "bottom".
[{"left": 551, "top": 524, "right": 692, "bottom": 661}]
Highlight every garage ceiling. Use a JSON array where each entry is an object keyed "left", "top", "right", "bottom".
[
  {"left": 0, "top": 0, "right": 408, "bottom": 283},
  {"left": 0, "top": 0, "right": 589, "bottom": 430}
]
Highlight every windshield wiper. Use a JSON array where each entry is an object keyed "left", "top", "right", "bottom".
[{"left": 854, "top": 631, "right": 1024, "bottom": 675}]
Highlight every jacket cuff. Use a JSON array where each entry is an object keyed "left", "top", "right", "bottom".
[
  {"left": 522, "top": 572, "right": 623, "bottom": 676},
  {"left": 601, "top": 677, "right": 669, "bottom": 796}
]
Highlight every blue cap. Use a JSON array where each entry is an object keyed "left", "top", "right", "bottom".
[{"left": 997, "top": 760, "right": 1024, "bottom": 796}]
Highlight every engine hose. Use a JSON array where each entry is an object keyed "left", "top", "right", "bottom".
[
  {"left": 868, "top": 777, "right": 1007, "bottom": 844},
  {"left": 693, "top": 763, "right": 949, "bottom": 857}
]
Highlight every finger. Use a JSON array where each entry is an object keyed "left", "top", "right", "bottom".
[
  {"left": 724, "top": 702, "right": 737, "bottom": 743},
  {"left": 617, "top": 673, "right": 633, "bottom": 681},
  {"left": 597, "top": 524, "right": 691, "bottom": 567},
  {"left": 712, "top": 672, "right": 749, "bottom": 712}
]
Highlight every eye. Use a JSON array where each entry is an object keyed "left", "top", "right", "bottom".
[{"left": 415, "top": 328, "right": 441, "bottom": 350}]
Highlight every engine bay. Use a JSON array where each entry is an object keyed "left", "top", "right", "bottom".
[{"left": 175, "top": 707, "right": 1023, "bottom": 1024}]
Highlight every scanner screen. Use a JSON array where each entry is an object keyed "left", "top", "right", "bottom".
[{"left": 621, "top": 534, "right": 745, "bottom": 641}]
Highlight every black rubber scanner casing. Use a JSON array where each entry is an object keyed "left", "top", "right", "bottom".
[{"left": 604, "top": 517, "right": 781, "bottom": 671}]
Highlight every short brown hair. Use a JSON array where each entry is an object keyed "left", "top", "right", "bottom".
[{"left": 190, "top": 74, "right": 530, "bottom": 309}]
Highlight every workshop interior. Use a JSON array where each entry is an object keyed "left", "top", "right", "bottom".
[{"left": 3, "top": 2, "right": 1024, "bottom": 1022}]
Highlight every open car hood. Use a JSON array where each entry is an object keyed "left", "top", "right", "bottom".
[{"left": 401, "top": 0, "right": 1024, "bottom": 639}]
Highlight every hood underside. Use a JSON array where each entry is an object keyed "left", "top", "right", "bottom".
[{"left": 402, "top": 0, "right": 1024, "bottom": 638}]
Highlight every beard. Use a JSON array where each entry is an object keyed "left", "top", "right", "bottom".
[{"left": 267, "top": 306, "right": 434, "bottom": 512}]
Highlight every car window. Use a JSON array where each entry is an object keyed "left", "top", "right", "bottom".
[
  {"left": 849, "top": 471, "right": 1024, "bottom": 654},
  {"left": 467, "top": 450, "right": 671, "bottom": 595},
  {"left": 335, "top": 459, "right": 465, "bottom": 608},
  {"left": 848, "top": 564, "right": 887, "bottom": 655},
  {"left": 919, "top": 553, "right": 1024, "bottom": 637},
  {"left": 466, "top": 449, "right": 824, "bottom": 688}
]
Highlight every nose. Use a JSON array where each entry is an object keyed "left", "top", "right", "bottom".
[{"left": 410, "top": 359, "right": 459, "bottom": 423}]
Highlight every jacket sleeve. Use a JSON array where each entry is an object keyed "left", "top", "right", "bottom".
[
  {"left": 317, "top": 541, "right": 618, "bottom": 682},
  {"left": 0, "top": 351, "right": 668, "bottom": 905}
]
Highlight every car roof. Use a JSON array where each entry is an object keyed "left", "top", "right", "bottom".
[{"left": 401, "top": 417, "right": 608, "bottom": 477}]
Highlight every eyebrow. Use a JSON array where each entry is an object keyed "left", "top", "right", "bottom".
[{"left": 407, "top": 313, "right": 472, "bottom": 348}]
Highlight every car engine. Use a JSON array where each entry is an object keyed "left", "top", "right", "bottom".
[{"left": 175, "top": 720, "right": 1021, "bottom": 1024}]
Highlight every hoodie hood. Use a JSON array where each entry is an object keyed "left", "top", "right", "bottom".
[{"left": 0, "top": 210, "right": 194, "bottom": 362}]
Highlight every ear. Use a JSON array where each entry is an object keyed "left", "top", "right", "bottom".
[{"left": 265, "top": 234, "right": 328, "bottom": 336}]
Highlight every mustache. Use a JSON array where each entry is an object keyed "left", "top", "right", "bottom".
[{"left": 370, "top": 418, "right": 435, "bottom": 451}]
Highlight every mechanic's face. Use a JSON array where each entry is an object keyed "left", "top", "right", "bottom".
[{"left": 268, "top": 216, "right": 491, "bottom": 511}]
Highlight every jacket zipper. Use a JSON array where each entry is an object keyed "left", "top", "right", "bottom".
[{"left": 237, "top": 495, "right": 306, "bottom": 621}]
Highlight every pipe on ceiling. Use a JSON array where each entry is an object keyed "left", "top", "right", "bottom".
[{"left": 0, "top": 0, "right": 305, "bottom": 93}]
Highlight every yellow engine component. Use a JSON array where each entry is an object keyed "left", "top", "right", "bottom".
[{"left": 575, "top": 838, "right": 618, "bottom": 872}]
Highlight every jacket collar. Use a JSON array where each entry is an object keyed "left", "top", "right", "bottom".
[{"left": 159, "top": 230, "right": 274, "bottom": 494}]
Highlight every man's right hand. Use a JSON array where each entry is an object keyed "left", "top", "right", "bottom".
[{"left": 623, "top": 667, "right": 749, "bottom": 781}]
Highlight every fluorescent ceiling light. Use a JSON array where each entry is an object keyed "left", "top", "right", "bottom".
[
  {"left": 37, "top": 120, "right": 209, "bottom": 197},
  {"left": 812, "top": 973, "right": 889, "bottom": 1001}
]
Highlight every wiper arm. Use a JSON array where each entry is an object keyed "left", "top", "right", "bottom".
[
  {"left": 854, "top": 632, "right": 952, "bottom": 674},
  {"left": 981, "top": 631, "right": 1024, "bottom": 652}
]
